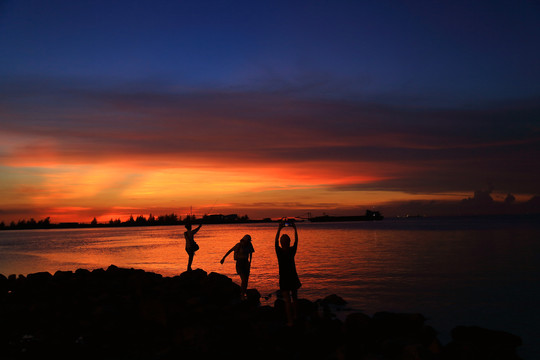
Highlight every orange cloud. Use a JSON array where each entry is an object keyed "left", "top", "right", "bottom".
[{"left": 1, "top": 82, "right": 539, "bottom": 223}]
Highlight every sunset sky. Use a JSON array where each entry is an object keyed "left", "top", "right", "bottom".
[{"left": 1, "top": 0, "right": 539, "bottom": 223}]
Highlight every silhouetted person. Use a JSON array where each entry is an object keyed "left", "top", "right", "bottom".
[
  {"left": 220, "top": 234, "right": 254, "bottom": 298},
  {"left": 275, "top": 219, "right": 301, "bottom": 326},
  {"left": 184, "top": 221, "right": 202, "bottom": 271}
]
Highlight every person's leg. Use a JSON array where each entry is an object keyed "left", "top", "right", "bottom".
[
  {"left": 291, "top": 289, "right": 298, "bottom": 320},
  {"left": 243, "top": 272, "right": 250, "bottom": 295},
  {"left": 245, "top": 263, "right": 250, "bottom": 291},
  {"left": 236, "top": 261, "right": 245, "bottom": 296},
  {"left": 240, "top": 273, "right": 248, "bottom": 297},
  {"left": 281, "top": 290, "right": 294, "bottom": 326},
  {"left": 187, "top": 253, "right": 194, "bottom": 271}
]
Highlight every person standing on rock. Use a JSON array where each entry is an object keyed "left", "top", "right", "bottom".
[
  {"left": 220, "top": 234, "right": 255, "bottom": 298},
  {"left": 184, "top": 220, "right": 202, "bottom": 271},
  {"left": 275, "top": 219, "right": 301, "bottom": 326}
]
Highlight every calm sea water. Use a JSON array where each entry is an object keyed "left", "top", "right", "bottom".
[{"left": 1, "top": 215, "right": 539, "bottom": 358}]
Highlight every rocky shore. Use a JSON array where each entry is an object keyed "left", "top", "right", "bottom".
[{"left": 0, "top": 266, "right": 522, "bottom": 359}]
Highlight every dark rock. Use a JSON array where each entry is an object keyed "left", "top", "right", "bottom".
[
  {"left": 245, "top": 288, "right": 261, "bottom": 304},
  {"left": 451, "top": 325, "right": 522, "bottom": 348},
  {"left": 205, "top": 271, "right": 240, "bottom": 302},
  {"left": 53, "top": 270, "right": 73, "bottom": 282},
  {"left": 27, "top": 271, "right": 53, "bottom": 282},
  {"left": 74, "top": 268, "right": 91, "bottom": 280},
  {"left": 207, "top": 271, "right": 232, "bottom": 284},
  {"left": 322, "top": 293, "right": 347, "bottom": 306},
  {"left": 184, "top": 267, "right": 207, "bottom": 278},
  {"left": 446, "top": 325, "right": 522, "bottom": 360},
  {"left": 273, "top": 298, "right": 285, "bottom": 317},
  {"left": 179, "top": 268, "right": 208, "bottom": 286},
  {"left": 106, "top": 264, "right": 120, "bottom": 272},
  {"left": 372, "top": 311, "right": 426, "bottom": 335},
  {"left": 317, "top": 294, "right": 348, "bottom": 320},
  {"left": 345, "top": 311, "right": 371, "bottom": 336},
  {"left": 343, "top": 312, "right": 372, "bottom": 358},
  {"left": 0, "top": 266, "right": 523, "bottom": 360}
]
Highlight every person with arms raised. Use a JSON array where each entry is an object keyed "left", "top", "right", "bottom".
[{"left": 275, "top": 219, "right": 301, "bottom": 326}]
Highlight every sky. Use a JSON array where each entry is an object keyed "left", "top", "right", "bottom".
[{"left": 1, "top": 0, "right": 539, "bottom": 223}]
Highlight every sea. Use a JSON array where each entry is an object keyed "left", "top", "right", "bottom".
[{"left": 1, "top": 215, "right": 539, "bottom": 358}]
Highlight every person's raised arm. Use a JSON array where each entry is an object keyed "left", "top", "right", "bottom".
[
  {"left": 291, "top": 222, "right": 298, "bottom": 250},
  {"left": 275, "top": 222, "right": 284, "bottom": 251},
  {"left": 220, "top": 245, "right": 235, "bottom": 264},
  {"left": 192, "top": 222, "right": 203, "bottom": 234}
]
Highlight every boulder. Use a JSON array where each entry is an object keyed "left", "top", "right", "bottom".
[
  {"left": 446, "top": 325, "right": 522, "bottom": 359},
  {"left": 0, "top": 266, "right": 523, "bottom": 360},
  {"left": 322, "top": 293, "right": 347, "bottom": 306}
]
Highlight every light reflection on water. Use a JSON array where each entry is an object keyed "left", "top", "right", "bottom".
[{"left": 1, "top": 216, "right": 540, "bottom": 358}]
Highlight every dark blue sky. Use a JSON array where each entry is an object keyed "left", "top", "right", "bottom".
[{"left": 2, "top": 0, "right": 539, "bottom": 104}]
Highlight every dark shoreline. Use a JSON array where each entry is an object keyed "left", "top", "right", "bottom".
[
  {"left": 0, "top": 216, "right": 274, "bottom": 231},
  {"left": 3, "top": 213, "right": 540, "bottom": 232},
  {"left": 1, "top": 266, "right": 522, "bottom": 359}
]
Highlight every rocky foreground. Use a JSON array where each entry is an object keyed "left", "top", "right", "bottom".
[{"left": 0, "top": 266, "right": 522, "bottom": 359}]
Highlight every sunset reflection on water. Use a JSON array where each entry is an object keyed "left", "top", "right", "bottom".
[{"left": 0, "top": 223, "right": 383, "bottom": 304}]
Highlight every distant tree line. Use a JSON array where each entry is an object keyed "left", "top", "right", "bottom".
[
  {"left": 103, "top": 213, "right": 255, "bottom": 227},
  {"left": 0, "top": 217, "right": 52, "bottom": 230},
  {"left": 0, "top": 213, "right": 273, "bottom": 231}
]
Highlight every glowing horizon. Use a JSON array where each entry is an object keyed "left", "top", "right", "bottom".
[
  {"left": 1, "top": 153, "right": 536, "bottom": 224},
  {"left": 1, "top": 88, "right": 539, "bottom": 224}
]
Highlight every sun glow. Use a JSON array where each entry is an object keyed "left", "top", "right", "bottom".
[{"left": 0, "top": 158, "right": 399, "bottom": 223}]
